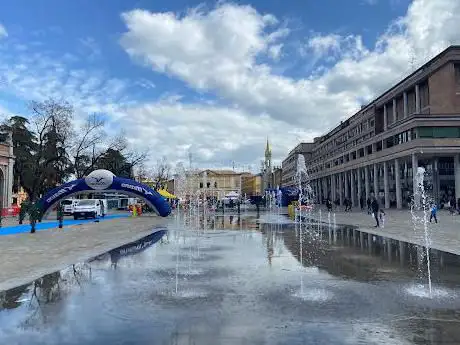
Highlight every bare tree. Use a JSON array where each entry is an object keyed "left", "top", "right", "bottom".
[
  {"left": 151, "top": 156, "right": 171, "bottom": 190},
  {"left": 70, "top": 115, "right": 128, "bottom": 178},
  {"left": 135, "top": 162, "right": 148, "bottom": 182},
  {"left": 124, "top": 149, "right": 149, "bottom": 178},
  {"left": 70, "top": 114, "right": 105, "bottom": 178}
]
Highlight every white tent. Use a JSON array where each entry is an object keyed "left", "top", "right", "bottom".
[{"left": 224, "top": 191, "right": 239, "bottom": 200}]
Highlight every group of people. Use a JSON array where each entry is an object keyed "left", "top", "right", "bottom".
[
  {"left": 324, "top": 195, "right": 385, "bottom": 227},
  {"left": 325, "top": 198, "right": 352, "bottom": 212},
  {"left": 321, "top": 192, "right": 450, "bottom": 228}
]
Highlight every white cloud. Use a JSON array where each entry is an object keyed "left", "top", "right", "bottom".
[
  {"left": 0, "top": 23, "right": 7, "bottom": 38},
  {"left": 119, "top": 0, "right": 460, "bottom": 140},
  {"left": 307, "top": 33, "right": 342, "bottom": 57},
  {"left": 136, "top": 78, "right": 156, "bottom": 89},
  {"left": 0, "top": 105, "right": 15, "bottom": 121},
  {"left": 118, "top": 100, "right": 318, "bottom": 169},
  {"left": 115, "top": 0, "right": 460, "bottom": 165},
  {"left": 78, "top": 37, "right": 102, "bottom": 61},
  {"left": 1, "top": 0, "right": 460, "bottom": 171},
  {"left": 0, "top": 48, "right": 133, "bottom": 116},
  {"left": 305, "top": 33, "right": 367, "bottom": 62},
  {"left": 268, "top": 44, "right": 283, "bottom": 60},
  {"left": 120, "top": 5, "right": 341, "bottom": 130}
]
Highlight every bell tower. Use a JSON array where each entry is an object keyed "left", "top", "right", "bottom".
[
  {"left": 263, "top": 138, "right": 272, "bottom": 190},
  {"left": 264, "top": 138, "right": 272, "bottom": 171}
]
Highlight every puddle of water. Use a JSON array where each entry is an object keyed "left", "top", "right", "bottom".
[
  {"left": 1, "top": 214, "right": 460, "bottom": 344},
  {"left": 258, "top": 213, "right": 293, "bottom": 224},
  {"left": 292, "top": 288, "right": 332, "bottom": 302},
  {"left": 162, "top": 289, "right": 209, "bottom": 299},
  {"left": 405, "top": 284, "right": 454, "bottom": 299}
]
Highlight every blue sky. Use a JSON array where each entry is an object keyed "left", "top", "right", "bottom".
[{"left": 0, "top": 0, "right": 458, "bottom": 171}]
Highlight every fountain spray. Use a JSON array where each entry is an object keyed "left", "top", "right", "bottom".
[{"left": 410, "top": 166, "right": 432, "bottom": 297}]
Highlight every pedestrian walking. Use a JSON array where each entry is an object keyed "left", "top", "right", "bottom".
[
  {"left": 360, "top": 196, "right": 364, "bottom": 210},
  {"left": 379, "top": 209, "right": 386, "bottom": 228},
  {"left": 367, "top": 197, "right": 372, "bottom": 215},
  {"left": 371, "top": 197, "right": 380, "bottom": 227},
  {"left": 430, "top": 203, "right": 438, "bottom": 223},
  {"left": 448, "top": 198, "right": 455, "bottom": 215}
]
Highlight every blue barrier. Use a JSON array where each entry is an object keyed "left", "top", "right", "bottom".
[{"left": 0, "top": 214, "right": 129, "bottom": 236}]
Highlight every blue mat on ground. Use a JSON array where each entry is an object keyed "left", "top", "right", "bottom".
[{"left": 0, "top": 214, "right": 130, "bottom": 236}]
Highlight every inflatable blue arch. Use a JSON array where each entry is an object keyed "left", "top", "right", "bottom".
[{"left": 38, "top": 169, "right": 171, "bottom": 217}]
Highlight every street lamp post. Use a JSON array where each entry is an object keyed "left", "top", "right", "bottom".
[{"left": 57, "top": 204, "right": 64, "bottom": 229}]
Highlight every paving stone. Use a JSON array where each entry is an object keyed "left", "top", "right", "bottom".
[
  {"left": 309, "top": 208, "right": 460, "bottom": 255},
  {"left": 0, "top": 215, "right": 167, "bottom": 292}
]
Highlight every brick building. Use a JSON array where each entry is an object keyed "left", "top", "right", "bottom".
[{"left": 300, "top": 45, "right": 460, "bottom": 208}]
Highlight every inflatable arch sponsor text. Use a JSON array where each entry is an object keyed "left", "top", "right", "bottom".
[{"left": 38, "top": 169, "right": 171, "bottom": 217}]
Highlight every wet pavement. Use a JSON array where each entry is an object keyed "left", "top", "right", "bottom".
[{"left": 1, "top": 212, "right": 460, "bottom": 344}]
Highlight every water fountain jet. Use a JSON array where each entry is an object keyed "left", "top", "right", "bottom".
[{"left": 410, "top": 166, "right": 433, "bottom": 298}]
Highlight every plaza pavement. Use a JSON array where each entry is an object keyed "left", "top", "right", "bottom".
[
  {"left": 0, "top": 215, "right": 168, "bottom": 292},
  {"left": 309, "top": 207, "right": 460, "bottom": 255}
]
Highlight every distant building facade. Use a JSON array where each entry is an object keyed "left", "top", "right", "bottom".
[
  {"left": 281, "top": 143, "right": 314, "bottom": 188},
  {"left": 12, "top": 187, "right": 27, "bottom": 206},
  {"left": 299, "top": 45, "right": 460, "bottom": 208},
  {"left": 171, "top": 169, "right": 251, "bottom": 200},
  {"left": 241, "top": 174, "right": 262, "bottom": 197},
  {"left": 272, "top": 166, "right": 283, "bottom": 188}
]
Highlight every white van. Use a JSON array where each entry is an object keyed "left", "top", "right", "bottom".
[
  {"left": 73, "top": 199, "right": 104, "bottom": 220},
  {"left": 62, "top": 199, "right": 79, "bottom": 215}
]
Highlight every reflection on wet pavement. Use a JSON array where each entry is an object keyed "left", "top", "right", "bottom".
[{"left": 1, "top": 214, "right": 460, "bottom": 344}]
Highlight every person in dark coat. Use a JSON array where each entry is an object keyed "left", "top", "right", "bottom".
[{"left": 371, "top": 197, "right": 380, "bottom": 227}]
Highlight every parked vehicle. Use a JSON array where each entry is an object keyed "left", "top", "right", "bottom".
[
  {"left": 62, "top": 199, "right": 79, "bottom": 215},
  {"left": 73, "top": 199, "right": 104, "bottom": 219}
]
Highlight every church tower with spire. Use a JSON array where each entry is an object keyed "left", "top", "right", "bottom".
[
  {"left": 264, "top": 138, "right": 272, "bottom": 172},
  {"left": 262, "top": 138, "right": 273, "bottom": 191}
]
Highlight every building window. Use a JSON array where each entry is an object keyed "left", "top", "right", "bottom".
[
  {"left": 455, "top": 63, "right": 460, "bottom": 86},
  {"left": 420, "top": 80, "right": 429, "bottom": 109},
  {"left": 207, "top": 182, "right": 211, "bottom": 188},
  {"left": 199, "top": 182, "right": 203, "bottom": 188},
  {"left": 214, "top": 182, "right": 218, "bottom": 188},
  {"left": 407, "top": 89, "right": 416, "bottom": 114},
  {"left": 386, "top": 136, "right": 394, "bottom": 148},
  {"left": 418, "top": 127, "right": 430, "bottom": 138},
  {"left": 418, "top": 127, "right": 460, "bottom": 138},
  {"left": 433, "top": 127, "right": 460, "bottom": 138},
  {"left": 366, "top": 145, "right": 372, "bottom": 155}
]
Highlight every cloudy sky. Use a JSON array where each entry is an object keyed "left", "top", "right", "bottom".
[{"left": 0, "top": 0, "right": 459, "bottom": 172}]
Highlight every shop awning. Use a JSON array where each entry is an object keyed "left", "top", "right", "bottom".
[{"left": 158, "top": 189, "right": 177, "bottom": 199}]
